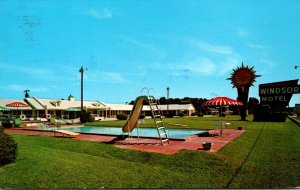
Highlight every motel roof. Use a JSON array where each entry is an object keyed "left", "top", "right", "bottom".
[
  {"left": 24, "top": 96, "right": 107, "bottom": 110},
  {"left": 0, "top": 99, "right": 32, "bottom": 110},
  {"left": 0, "top": 96, "right": 195, "bottom": 112}
]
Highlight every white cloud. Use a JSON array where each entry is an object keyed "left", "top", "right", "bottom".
[
  {"left": 7, "top": 84, "right": 26, "bottom": 92},
  {"left": 259, "top": 59, "right": 276, "bottom": 67},
  {"left": 165, "top": 38, "right": 242, "bottom": 77},
  {"left": 0, "top": 63, "right": 13, "bottom": 69},
  {"left": 30, "top": 87, "right": 49, "bottom": 93},
  {"left": 166, "top": 57, "right": 215, "bottom": 76},
  {"left": 102, "top": 72, "right": 126, "bottom": 83},
  {"left": 219, "top": 58, "right": 240, "bottom": 75},
  {"left": 168, "top": 57, "right": 240, "bottom": 77},
  {"left": 122, "top": 36, "right": 165, "bottom": 59},
  {"left": 185, "top": 38, "right": 238, "bottom": 56},
  {"left": 7, "top": 84, "right": 48, "bottom": 93},
  {"left": 87, "top": 8, "right": 112, "bottom": 20},
  {"left": 0, "top": 63, "right": 54, "bottom": 78},
  {"left": 21, "top": 67, "right": 54, "bottom": 77},
  {"left": 182, "top": 58, "right": 216, "bottom": 75},
  {"left": 237, "top": 27, "right": 251, "bottom": 38},
  {"left": 196, "top": 41, "right": 234, "bottom": 55},
  {"left": 247, "top": 43, "right": 269, "bottom": 49},
  {"left": 86, "top": 71, "right": 129, "bottom": 84}
]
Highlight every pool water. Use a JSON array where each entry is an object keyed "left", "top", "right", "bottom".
[{"left": 63, "top": 126, "right": 208, "bottom": 140}]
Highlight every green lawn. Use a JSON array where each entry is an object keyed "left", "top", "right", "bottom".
[
  {"left": 0, "top": 116, "right": 299, "bottom": 188},
  {"left": 86, "top": 115, "right": 246, "bottom": 129}
]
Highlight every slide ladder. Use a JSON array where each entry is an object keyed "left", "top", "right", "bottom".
[{"left": 148, "top": 95, "right": 169, "bottom": 146}]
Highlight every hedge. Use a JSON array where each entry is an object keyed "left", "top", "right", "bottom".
[{"left": 0, "top": 132, "right": 18, "bottom": 166}]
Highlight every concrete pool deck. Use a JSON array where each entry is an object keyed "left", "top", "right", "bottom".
[{"left": 5, "top": 127, "right": 246, "bottom": 154}]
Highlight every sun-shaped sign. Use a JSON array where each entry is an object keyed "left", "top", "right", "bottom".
[{"left": 227, "top": 62, "right": 261, "bottom": 88}]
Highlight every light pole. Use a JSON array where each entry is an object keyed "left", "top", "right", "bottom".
[
  {"left": 167, "top": 86, "right": 170, "bottom": 112},
  {"left": 79, "top": 66, "right": 87, "bottom": 122}
]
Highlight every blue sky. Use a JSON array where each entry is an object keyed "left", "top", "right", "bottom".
[{"left": 1, "top": 0, "right": 300, "bottom": 106}]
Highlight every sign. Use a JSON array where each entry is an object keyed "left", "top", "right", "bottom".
[
  {"left": 227, "top": 63, "right": 261, "bottom": 121},
  {"left": 228, "top": 63, "right": 260, "bottom": 89},
  {"left": 231, "top": 68, "right": 257, "bottom": 88},
  {"left": 259, "top": 79, "right": 300, "bottom": 106}
]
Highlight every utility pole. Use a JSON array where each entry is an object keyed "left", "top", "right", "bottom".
[
  {"left": 167, "top": 86, "right": 170, "bottom": 112},
  {"left": 79, "top": 66, "right": 87, "bottom": 122}
]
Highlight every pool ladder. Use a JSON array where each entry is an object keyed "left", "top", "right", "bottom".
[{"left": 148, "top": 95, "right": 169, "bottom": 146}]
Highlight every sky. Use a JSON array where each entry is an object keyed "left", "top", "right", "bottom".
[{"left": 1, "top": 0, "right": 300, "bottom": 106}]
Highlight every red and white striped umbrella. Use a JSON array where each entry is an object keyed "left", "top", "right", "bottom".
[{"left": 204, "top": 96, "right": 243, "bottom": 106}]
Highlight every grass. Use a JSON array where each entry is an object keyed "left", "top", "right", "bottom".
[
  {"left": 0, "top": 116, "right": 299, "bottom": 188},
  {"left": 86, "top": 115, "right": 246, "bottom": 129}
]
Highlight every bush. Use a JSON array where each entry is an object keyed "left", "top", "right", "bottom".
[
  {"left": 1, "top": 121, "right": 12, "bottom": 128},
  {"left": 80, "top": 111, "right": 94, "bottom": 123},
  {"left": 197, "top": 112, "right": 204, "bottom": 117},
  {"left": 253, "top": 105, "right": 287, "bottom": 122},
  {"left": 178, "top": 111, "right": 186, "bottom": 117},
  {"left": 0, "top": 125, "right": 4, "bottom": 132},
  {"left": 139, "top": 114, "right": 145, "bottom": 119},
  {"left": 117, "top": 113, "right": 128, "bottom": 120},
  {"left": 165, "top": 112, "right": 174, "bottom": 118},
  {"left": 0, "top": 132, "right": 18, "bottom": 166},
  {"left": 254, "top": 112, "right": 287, "bottom": 122}
]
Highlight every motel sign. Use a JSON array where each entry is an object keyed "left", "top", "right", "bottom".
[{"left": 259, "top": 79, "right": 300, "bottom": 111}]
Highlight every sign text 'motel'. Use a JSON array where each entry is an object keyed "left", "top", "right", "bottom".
[{"left": 259, "top": 79, "right": 300, "bottom": 105}]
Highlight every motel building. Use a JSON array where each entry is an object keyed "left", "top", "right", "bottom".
[{"left": 0, "top": 95, "right": 196, "bottom": 121}]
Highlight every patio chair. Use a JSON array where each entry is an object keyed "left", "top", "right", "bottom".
[
  {"left": 50, "top": 118, "right": 56, "bottom": 124},
  {"left": 13, "top": 118, "right": 23, "bottom": 127},
  {"left": 49, "top": 118, "right": 61, "bottom": 128}
]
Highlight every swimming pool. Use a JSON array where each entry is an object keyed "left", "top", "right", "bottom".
[{"left": 63, "top": 126, "right": 209, "bottom": 140}]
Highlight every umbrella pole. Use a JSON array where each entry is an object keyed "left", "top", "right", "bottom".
[{"left": 220, "top": 106, "right": 223, "bottom": 136}]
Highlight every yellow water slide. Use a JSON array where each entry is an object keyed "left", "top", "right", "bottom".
[{"left": 122, "top": 96, "right": 146, "bottom": 133}]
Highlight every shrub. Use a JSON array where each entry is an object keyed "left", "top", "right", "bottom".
[
  {"left": 80, "top": 111, "right": 93, "bottom": 123},
  {"left": 0, "top": 125, "right": 4, "bottom": 132},
  {"left": 0, "top": 132, "right": 18, "bottom": 166},
  {"left": 253, "top": 105, "right": 287, "bottom": 122},
  {"left": 197, "top": 112, "right": 204, "bottom": 117},
  {"left": 139, "top": 114, "right": 145, "bottom": 119},
  {"left": 117, "top": 113, "right": 128, "bottom": 120},
  {"left": 1, "top": 121, "right": 12, "bottom": 128},
  {"left": 178, "top": 111, "right": 186, "bottom": 117},
  {"left": 165, "top": 112, "right": 174, "bottom": 118}
]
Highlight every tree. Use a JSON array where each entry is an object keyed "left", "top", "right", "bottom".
[
  {"left": 159, "top": 97, "right": 167, "bottom": 104},
  {"left": 248, "top": 97, "right": 259, "bottom": 114}
]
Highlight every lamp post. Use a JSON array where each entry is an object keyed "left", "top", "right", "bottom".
[
  {"left": 167, "top": 86, "right": 170, "bottom": 112},
  {"left": 79, "top": 66, "right": 87, "bottom": 122}
]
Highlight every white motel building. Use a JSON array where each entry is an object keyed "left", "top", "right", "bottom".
[{"left": 0, "top": 95, "right": 196, "bottom": 120}]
